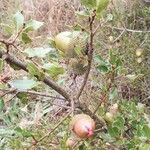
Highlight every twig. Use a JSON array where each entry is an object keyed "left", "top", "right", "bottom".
[
  {"left": 37, "top": 111, "right": 72, "bottom": 143},
  {"left": 0, "top": 88, "right": 65, "bottom": 100},
  {"left": 0, "top": 50, "right": 71, "bottom": 101},
  {"left": 106, "top": 25, "right": 150, "bottom": 33},
  {"left": 113, "top": 29, "right": 126, "bottom": 43},
  {"left": 76, "top": 10, "right": 96, "bottom": 100}
]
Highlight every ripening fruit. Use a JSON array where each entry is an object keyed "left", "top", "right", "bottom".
[
  {"left": 105, "top": 112, "right": 113, "bottom": 123},
  {"left": 54, "top": 31, "right": 88, "bottom": 58},
  {"left": 136, "top": 49, "right": 143, "bottom": 57},
  {"left": 66, "top": 137, "right": 76, "bottom": 148},
  {"left": 137, "top": 57, "right": 142, "bottom": 63},
  {"left": 70, "top": 114, "right": 95, "bottom": 139}
]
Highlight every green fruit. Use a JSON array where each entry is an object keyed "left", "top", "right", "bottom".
[
  {"left": 105, "top": 112, "right": 113, "bottom": 122},
  {"left": 54, "top": 31, "right": 88, "bottom": 58}
]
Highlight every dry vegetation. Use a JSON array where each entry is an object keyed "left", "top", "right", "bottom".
[{"left": 0, "top": 0, "right": 150, "bottom": 149}]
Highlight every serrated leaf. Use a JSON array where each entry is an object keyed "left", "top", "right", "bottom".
[
  {"left": 113, "top": 116, "right": 125, "bottom": 130},
  {"left": 0, "top": 59, "right": 4, "bottom": 72},
  {"left": 24, "top": 47, "right": 52, "bottom": 58},
  {"left": 22, "top": 32, "right": 32, "bottom": 44},
  {"left": 15, "top": 127, "right": 32, "bottom": 138},
  {"left": 96, "top": 65, "right": 109, "bottom": 73},
  {"left": 27, "top": 62, "right": 45, "bottom": 80},
  {"left": 0, "top": 97, "right": 4, "bottom": 112},
  {"left": 43, "top": 63, "right": 65, "bottom": 79},
  {"left": 13, "top": 11, "right": 24, "bottom": 32},
  {"left": 142, "top": 124, "right": 150, "bottom": 138},
  {"left": 96, "top": 0, "right": 109, "bottom": 15},
  {"left": 108, "top": 126, "right": 120, "bottom": 137},
  {"left": 25, "top": 19, "right": 44, "bottom": 32},
  {"left": 80, "top": 0, "right": 96, "bottom": 8},
  {"left": 9, "top": 79, "right": 37, "bottom": 90}
]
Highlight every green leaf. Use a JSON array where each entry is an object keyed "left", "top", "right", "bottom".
[
  {"left": 15, "top": 127, "right": 32, "bottom": 138},
  {"left": 142, "top": 124, "right": 150, "bottom": 138},
  {"left": 43, "top": 63, "right": 65, "bottom": 79},
  {"left": 80, "top": 0, "right": 96, "bottom": 8},
  {"left": 96, "top": 65, "right": 109, "bottom": 73},
  {"left": 76, "top": 10, "right": 90, "bottom": 17},
  {"left": 13, "top": 11, "right": 24, "bottom": 32},
  {"left": 139, "top": 144, "right": 150, "bottom": 150},
  {"left": 108, "top": 126, "right": 120, "bottom": 137},
  {"left": 9, "top": 79, "right": 37, "bottom": 90},
  {"left": 24, "top": 47, "right": 52, "bottom": 58},
  {"left": 0, "top": 59, "right": 4, "bottom": 72},
  {"left": 17, "top": 93, "right": 28, "bottom": 104},
  {"left": 25, "top": 19, "right": 44, "bottom": 32},
  {"left": 27, "top": 62, "right": 45, "bottom": 80},
  {"left": 96, "top": 0, "right": 109, "bottom": 15},
  {"left": 0, "top": 97, "right": 4, "bottom": 112},
  {"left": 113, "top": 116, "right": 125, "bottom": 130},
  {"left": 22, "top": 32, "right": 32, "bottom": 44}
]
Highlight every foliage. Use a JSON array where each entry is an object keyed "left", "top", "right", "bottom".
[{"left": 0, "top": 0, "right": 149, "bottom": 149}]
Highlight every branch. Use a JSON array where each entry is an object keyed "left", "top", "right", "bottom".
[
  {"left": 76, "top": 10, "right": 96, "bottom": 100},
  {"left": 106, "top": 25, "right": 150, "bottom": 33},
  {"left": 0, "top": 88, "right": 65, "bottom": 100},
  {"left": 0, "top": 50, "right": 71, "bottom": 101}
]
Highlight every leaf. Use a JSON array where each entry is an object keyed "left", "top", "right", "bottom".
[
  {"left": 22, "top": 32, "right": 32, "bottom": 44},
  {"left": 94, "top": 55, "right": 108, "bottom": 65},
  {"left": 43, "top": 63, "right": 65, "bottom": 79},
  {"left": 76, "top": 10, "right": 90, "bottom": 17},
  {"left": 108, "top": 126, "right": 120, "bottom": 137},
  {"left": 142, "top": 124, "right": 150, "bottom": 138},
  {"left": 24, "top": 47, "right": 52, "bottom": 58},
  {"left": 0, "top": 59, "right": 4, "bottom": 72},
  {"left": 80, "top": 0, "right": 96, "bottom": 8},
  {"left": 96, "top": 65, "right": 109, "bottom": 73},
  {"left": 96, "top": 0, "right": 109, "bottom": 15},
  {"left": 109, "top": 88, "right": 118, "bottom": 100},
  {"left": 27, "top": 62, "right": 45, "bottom": 80},
  {"left": 113, "top": 116, "right": 125, "bottom": 130},
  {"left": 15, "top": 127, "right": 32, "bottom": 138},
  {"left": 139, "top": 144, "right": 150, "bottom": 150},
  {"left": 0, "top": 97, "right": 4, "bottom": 112},
  {"left": 9, "top": 79, "right": 37, "bottom": 90},
  {"left": 13, "top": 11, "right": 24, "bottom": 32},
  {"left": 25, "top": 19, "right": 44, "bottom": 32}
]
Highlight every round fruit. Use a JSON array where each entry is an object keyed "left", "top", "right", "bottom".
[
  {"left": 136, "top": 49, "right": 143, "bottom": 57},
  {"left": 66, "top": 137, "right": 76, "bottom": 148},
  {"left": 105, "top": 112, "right": 113, "bottom": 123},
  {"left": 137, "top": 57, "right": 142, "bottom": 63},
  {"left": 54, "top": 31, "right": 88, "bottom": 58},
  {"left": 70, "top": 114, "right": 95, "bottom": 139}
]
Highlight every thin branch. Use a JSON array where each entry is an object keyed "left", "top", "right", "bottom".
[
  {"left": 76, "top": 10, "right": 96, "bottom": 100},
  {"left": 113, "top": 29, "right": 126, "bottom": 43},
  {"left": 0, "top": 88, "right": 65, "bottom": 100},
  {"left": 106, "top": 25, "right": 150, "bottom": 33},
  {"left": 0, "top": 50, "right": 71, "bottom": 101}
]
